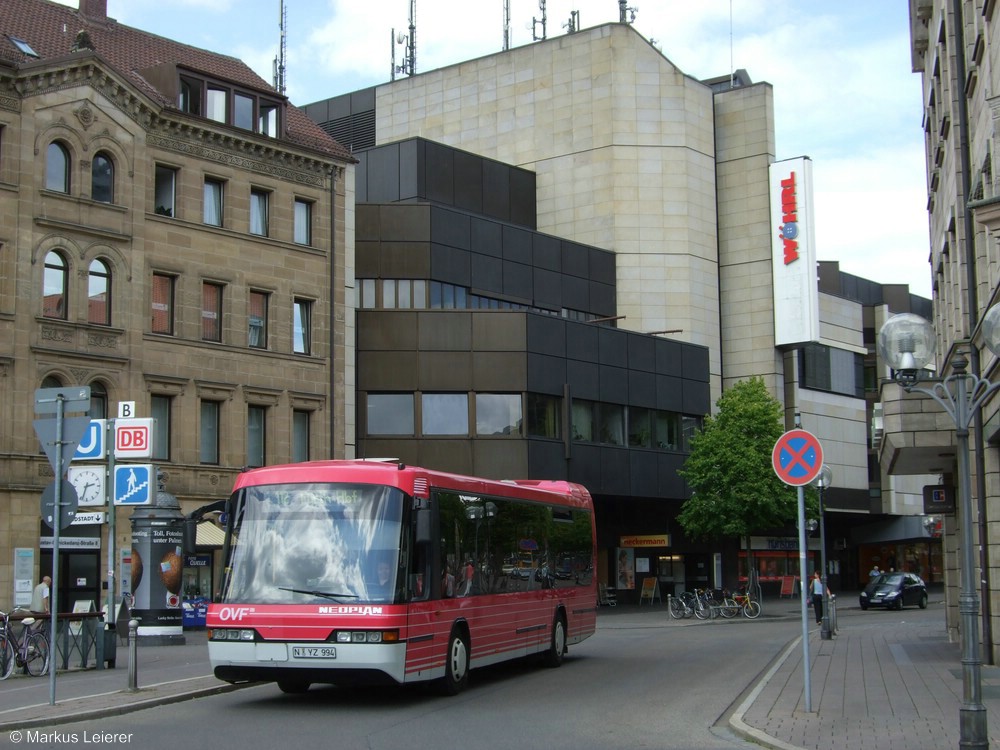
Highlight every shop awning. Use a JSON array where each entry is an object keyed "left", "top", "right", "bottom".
[{"left": 195, "top": 521, "right": 226, "bottom": 547}]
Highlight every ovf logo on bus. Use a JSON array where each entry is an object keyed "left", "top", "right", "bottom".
[{"left": 115, "top": 418, "right": 155, "bottom": 459}]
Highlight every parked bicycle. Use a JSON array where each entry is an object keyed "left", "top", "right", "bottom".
[
  {"left": 668, "top": 591, "right": 696, "bottom": 619},
  {"left": 0, "top": 608, "right": 50, "bottom": 679},
  {"left": 718, "top": 589, "right": 761, "bottom": 619}
]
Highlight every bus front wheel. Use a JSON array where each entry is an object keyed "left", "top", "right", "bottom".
[
  {"left": 440, "top": 629, "right": 470, "bottom": 695},
  {"left": 542, "top": 614, "right": 566, "bottom": 668}
]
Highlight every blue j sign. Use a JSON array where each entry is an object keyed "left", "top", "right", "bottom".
[{"left": 74, "top": 419, "right": 107, "bottom": 461}]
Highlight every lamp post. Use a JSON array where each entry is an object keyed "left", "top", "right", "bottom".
[
  {"left": 878, "top": 309, "right": 1000, "bottom": 750},
  {"left": 812, "top": 465, "right": 833, "bottom": 640}
]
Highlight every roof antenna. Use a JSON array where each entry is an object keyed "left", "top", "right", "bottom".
[
  {"left": 531, "top": 0, "right": 547, "bottom": 41},
  {"left": 618, "top": 0, "right": 637, "bottom": 24},
  {"left": 503, "top": 0, "right": 511, "bottom": 50},
  {"left": 393, "top": 0, "right": 417, "bottom": 79},
  {"left": 272, "top": 0, "right": 287, "bottom": 94},
  {"left": 563, "top": 10, "right": 579, "bottom": 34}
]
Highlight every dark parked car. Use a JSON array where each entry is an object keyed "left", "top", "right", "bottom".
[{"left": 859, "top": 572, "right": 928, "bottom": 610}]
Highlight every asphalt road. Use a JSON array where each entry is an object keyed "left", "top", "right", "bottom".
[{"left": 12, "top": 613, "right": 803, "bottom": 750}]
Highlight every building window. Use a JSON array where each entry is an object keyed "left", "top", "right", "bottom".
[
  {"left": 89, "top": 381, "right": 108, "bottom": 419},
  {"left": 681, "top": 415, "right": 702, "bottom": 451},
  {"left": 597, "top": 403, "right": 625, "bottom": 446},
  {"left": 91, "top": 152, "right": 114, "bottom": 203},
  {"left": 421, "top": 393, "right": 468, "bottom": 435},
  {"left": 203, "top": 178, "right": 223, "bottom": 226},
  {"left": 628, "top": 407, "right": 652, "bottom": 448},
  {"left": 202, "top": 282, "right": 223, "bottom": 342},
  {"left": 8, "top": 35, "right": 38, "bottom": 57},
  {"left": 151, "top": 395, "right": 171, "bottom": 461},
  {"left": 654, "top": 411, "right": 680, "bottom": 450},
  {"left": 292, "top": 410, "right": 310, "bottom": 463},
  {"left": 526, "top": 393, "right": 561, "bottom": 438},
  {"left": 259, "top": 104, "right": 279, "bottom": 137},
  {"left": 46, "top": 142, "right": 70, "bottom": 193},
  {"left": 179, "top": 76, "right": 202, "bottom": 115},
  {"left": 200, "top": 400, "right": 220, "bottom": 465},
  {"left": 360, "top": 279, "right": 376, "bottom": 309},
  {"left": 151, "top": 273, "right": 175, "bottom": 335},
  {"left": 206, "top": 86, "right": 227, "bottom": 123},
  {"left": 799, "top": 344, "right": 865, "bottom": 398},
  {"left": 248, "top": 290, "right": 268, "bottom": 348},
  {"left": 250, "top": 188, "right": 269, "bottom": 236},
  {"left": 430, "top": 281, "right": 467, "bottom": 309},
  {"left": 42, "top": 251, "right": 68, "bottom": 319},
  {"left": 293, "top": 298, "right": 312, "bottom": 354},
  {"left": 367, "top": 394, "right": 415, "bottom": 435},
  {"left": 247, "top": 405, "right": 266, "bottom": 468},
  {"left": 88, "top": 258, "right": 111, "bottom": 325},
  {"left": 234, "top": 92, "right": 254, "bottom": 130},
  {"left": 475, "top": 394, "right": 522, "bottom": 436},
  {"left": 571, "top": 399, "right": 595, "bottom": 442},
  {"left": 154, "top": 165, "right": 176, "bottom": 217},
  {"left": 294, "top": 199, "right": 312, "bottom": 245}
]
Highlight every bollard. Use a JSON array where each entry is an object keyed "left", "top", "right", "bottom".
[{"left": 127, "top": 617, "right": 139, "bottom": 691}]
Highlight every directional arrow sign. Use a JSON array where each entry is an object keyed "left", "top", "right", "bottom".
[{"left": 772, "top": 429, "right": 824, "bottom": 486}]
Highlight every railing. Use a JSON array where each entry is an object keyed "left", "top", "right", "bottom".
[{"left": 10, "top": 611, "right": 114, "bottom": 670}]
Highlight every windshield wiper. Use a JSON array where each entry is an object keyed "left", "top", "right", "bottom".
[{"left": 278, "top": 587, "right": 358, "bottom": 600}]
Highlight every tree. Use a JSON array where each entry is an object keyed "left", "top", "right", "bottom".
[{"left": 677, "top": 377, "right": 800, "bottom": 543}]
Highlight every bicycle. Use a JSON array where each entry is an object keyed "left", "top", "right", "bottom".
[
  {"left": 0, "top": 608, "right": 50, "bottom": 679},
  {"left": 668, "top": 591, "right": 696, "bottom": 619},
  {"left": 722, "top": 589, "right": 761, "bottom": 619}
]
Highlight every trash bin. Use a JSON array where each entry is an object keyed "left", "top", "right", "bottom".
[{"left": 104, "top": 626, "right": 117, "bottom": 668}]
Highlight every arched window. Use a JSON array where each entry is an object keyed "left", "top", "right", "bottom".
[
  {"left": 92, "top": 152, "right": 114, "bottom": 203},
  {"left": 41, "top": 375, "right": 62, "bottom": 389},
  {"left": 43, "top": 251, "right": 68, "bottom": 319},
  {"left": 88, "top": 258, "right": 111, "bottom": 325},
  {"left": 45, "top": 142, "right": 70, "bottom": 193}
]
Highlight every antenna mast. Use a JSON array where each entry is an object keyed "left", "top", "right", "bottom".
[
  {"left": 531, "top": 0, "right": 547, "bottom": 41},
  {"left": 618, "top": 0, "right": 637, "bottom": 24},
  {"left": 393, "top": 0, "right": 417, "bottom": 78},
  {"left": 273, "top": 0, "right": 287, "bottom": 94},
  {"left": 503, "top": 0, "right": 511, "bottom": 50}
]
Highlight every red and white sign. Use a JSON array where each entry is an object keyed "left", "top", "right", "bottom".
[{"left": 114, "top": 418, "right": 155, "bottom": 459}]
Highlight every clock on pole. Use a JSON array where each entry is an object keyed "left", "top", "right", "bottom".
[{"left": 68, "top": 466, "right": 106, "bottom": 507}]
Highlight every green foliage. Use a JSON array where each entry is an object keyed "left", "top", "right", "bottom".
[{"left": 677, "top": 377, "right": 801, "bottom": 541}]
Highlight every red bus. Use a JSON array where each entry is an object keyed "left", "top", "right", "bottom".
[{"left": 206, "top": 460, "right": 597, "bottom": 694}]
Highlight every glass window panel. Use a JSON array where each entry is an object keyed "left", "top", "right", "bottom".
[
  {"left": 430, "top": 281, "right": 442, "bottom": 309},
  {"left": 598, "top": 403, "right": 624, "bottom": 446},
  {"left": 234, "top": 93, "right": 254, "bottom": 130},
  {"left": 179, "top": 77, "right": 201, "bottom": 115},
  {"left": 200, "top": 400, "right": 220, "bottom": 464},
  {"left": 247, "top": 405, "right": 266, "bottom": 468},
  {"left": 88, "top": 382, "right": 108, "bottom": 420},
  {"left": 88, "top": 259, "right": 111, "bottom": 325},
  {"left": 202, "top": 282, "right": 222, "bottom": 341},
  {"left": 152, "top": 395, "right": 171, "bottom": 461},
  {"left": 412, "top": 280, "right": 426, "bottom": 308},
  {"left": 249, "top": 290, "right": 268, "bottom": 348},
  {"left": 154, "top": 166, "right": 175, "bottom": 217},
  {"left": 360, "top": 279, "right": 375, "bottom": 309},
  {"left": 475, "top": 394, "right": 522, "bottom": 436},
  {"left": 398, "top": 280, "right": 411, "bottom": 309},
  {"left": 43, "top": 251, "right": 67, "bottom": 319},
  {"left": 654, "top": 411, "right": 679, "bottom": 450},
  {"left": 681, "top": 415, "right": 702, "bottom": 451},
  {"left": 151, "top": 273, "right": 174, "bottom": 334},
  {"left": 421, "top": 394, "right": 468, "bottom": 435},
  {"left": 382, "top": 279, "right": 396, "bottom": 308},
  {"left": 250, "top": 189, "right": 268, "bottom": 236},
  {"left": 293, "top": 299, "right": 311, "bottom": 354},
  {"left": 206, "top": 87, "right": 227, "bottom": 122},
  {"left": 292, "top": 410, "right": 310, "bottom": 462},
  {"left": 259, "top": 104, "right": 278, "bottom": 136},
  {"left": 526, "top": 393, "right": 561, "bottom": 438},
  {"left": 572, "top": 400, "right": 594, "bottom": 442},
  {"left": 628, "top": 407, "right": 651, "bottom": 448},
  {"left": 294, "top": 199, "right": 311, "bottom": 244},
  {"left": 204, "top": 179, "right": 223, "bottom": 226},
  {"left": 91, "top": 153, "right": 113, "bottom": 203},
  {"left": 46, "top": 142, "right": 69, "bottom": 192},
  {"left": 367, "top": 394, "right": 414, "bottom": 435}
]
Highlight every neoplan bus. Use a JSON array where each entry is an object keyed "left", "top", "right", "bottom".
[{"left": 206, "top": 460, "right": 597, "bottom": 694}]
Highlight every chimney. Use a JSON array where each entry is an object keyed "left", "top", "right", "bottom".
[{"left": 79, "top": 0, "right": 107, "bottom": 21}]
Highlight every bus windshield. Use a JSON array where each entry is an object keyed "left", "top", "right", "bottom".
[{"left": 222, "top": 482, "right": 406, "bottom": 605}]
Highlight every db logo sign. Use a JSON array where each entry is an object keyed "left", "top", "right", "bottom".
[{"left": 114, "top": 418, "right": 155, "bottom": 459}]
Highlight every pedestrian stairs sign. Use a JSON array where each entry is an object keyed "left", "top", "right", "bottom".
[{"left": 114, "top": 464, "right": 154, "bottom": 505}]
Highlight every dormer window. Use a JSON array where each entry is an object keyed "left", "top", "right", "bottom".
[{"left": 178, "top": 72, "right": 282, "bottom": 138}]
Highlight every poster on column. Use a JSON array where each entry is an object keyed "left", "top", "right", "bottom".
[{"left": 130, "top": 521, "right": 184, "bottom": 632}]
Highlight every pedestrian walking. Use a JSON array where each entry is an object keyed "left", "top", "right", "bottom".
[{"left": 30, "top": 575, "right": 51, "bottom": 615}]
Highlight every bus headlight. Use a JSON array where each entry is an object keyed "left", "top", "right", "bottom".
[{"left": 209, "top": 628, "right": 255, "bottom": 642}]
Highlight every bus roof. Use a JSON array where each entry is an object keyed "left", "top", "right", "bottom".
[{"left": 231, "top": 460, "right": 593, "bottom": 510}]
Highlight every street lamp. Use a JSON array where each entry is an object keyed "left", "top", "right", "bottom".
[
  {"left": 878, "top": 308, "right": 1000, "bottom": 750},
  {"left": 811, "top": 465, "right": 833, "bottom": 640}
]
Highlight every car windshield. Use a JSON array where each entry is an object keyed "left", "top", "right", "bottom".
[
  {"left": 222, "top": 482, "right": 405, "bottom": 605},
  {"left": 880, "top": 573, "right": 904, "bottom": 586}
]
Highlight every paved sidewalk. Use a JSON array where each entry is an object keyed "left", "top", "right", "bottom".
[{"left": 1, "top": 603, "right": 998, "bottom": 750}]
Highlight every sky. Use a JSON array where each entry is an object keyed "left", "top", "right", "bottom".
[{"left": 56, "top": 0, "right": 932, "bottom": 298}]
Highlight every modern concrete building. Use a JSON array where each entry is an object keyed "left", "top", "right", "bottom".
[
  {"left": 304, "top": 22, "right": 934, "bottom": 597},
  {"left": 0, "top": 0, "right": 354, "bottom": 613}
]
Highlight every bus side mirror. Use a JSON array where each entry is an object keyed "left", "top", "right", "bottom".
[{"left": 415, "top": 508, "right": 432, "bottom": 545}]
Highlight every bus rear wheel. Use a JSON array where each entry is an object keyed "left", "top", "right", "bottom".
[
  {"left": 440, "top": 629, "right": 470, "bottom": 695},
  {"left": 542, "top": 614, "right": 566, "bottom": 668}
]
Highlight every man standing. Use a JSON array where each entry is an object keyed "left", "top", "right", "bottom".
[{"left": 30, "top": 575, "right": 51, "bottom": 615}]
